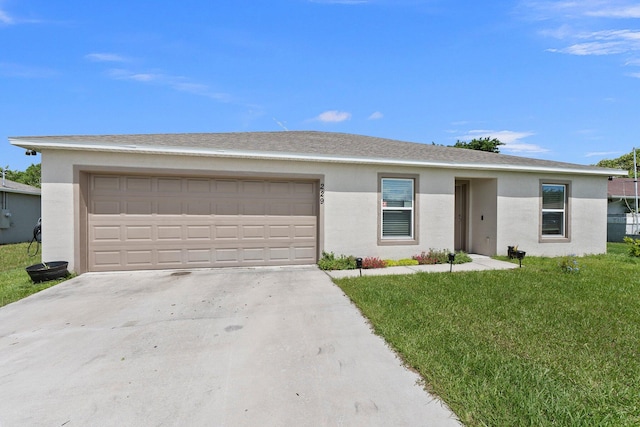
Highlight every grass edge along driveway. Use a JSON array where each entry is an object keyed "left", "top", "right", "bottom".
[
  {"left": 0, "top": 242, "right": 71, "bottom": 308},
  {"left": 334, "top": 245, "right": 640, "bottom": 426}
]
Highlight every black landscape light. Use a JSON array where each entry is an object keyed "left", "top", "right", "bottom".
[
  {"left": 355, "top": 257, "right": 363, "bottom": 276},
  {"left": 516, "top": 250, "right": 526, "bottom": 268},
  {"left": 448, "top": 252, "right": 455, "bottom": 272}
]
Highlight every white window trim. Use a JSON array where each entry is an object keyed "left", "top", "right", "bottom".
[
  {"left": 540, "top": 181, "right": 571, "bottom": 242},
  {"left": 378, "top": 174, "right": 419, "bottom": 246}
]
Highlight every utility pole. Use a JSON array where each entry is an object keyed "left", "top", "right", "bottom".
[{"left": 635, "top": 148, "right": 639, "bottom": 234}]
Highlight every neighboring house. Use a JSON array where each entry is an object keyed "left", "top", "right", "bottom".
[
  {"left": 607, "top": 177, "right": 640, "bottom": 241},
  {"left": 10, "top": 131, "right": 624, "bottom": 274},
  {"left": 0, "top": 177, "right": 41, "bottom": 244}
]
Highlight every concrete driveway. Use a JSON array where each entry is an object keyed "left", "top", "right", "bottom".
[{"left": 0, "top": 266, "right": 460, "bottom": 426}]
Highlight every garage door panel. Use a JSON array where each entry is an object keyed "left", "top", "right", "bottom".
[
  {"left": 158, "top": 199, "right": 182, "bottom": 215},
  {"left": 156, "top": 226, "right": 182, "bottom": 240},
  {"left": 126, "top": 225, "right": 153, "bottom": 240},
  {"left": 125, "top": 200, "right": 153, "bottom": 215},
  {"left": 186, "top": 249, "right": 211, "bottom": 263},
  {"left": 242, "top": 181, "right": 265, "bottom": 194},
  {"left": 93, "top": 250, "right": 122, "bottom": 267},
  {"left": 93, "top": 226, "right": 121, "bottom": 241},
  {"left": 93, "top": 175, "right": 121, "bottom": 191},
  {"left": 126, "top": 250, "right": 154, "bottom": 266},
  {"left": 157, "top": 249, "right": 182, "bottom": 264},
  {"left": 214, "top": 225, "right": 239, "bottom": 239},
  {"left": 242, "top": 225, "right": 265, "bottom": 239},
  {"left": 186, "top": 225, "right": 211, "bottom": 239},
  {"left": 93, "top": 201, "right": 121, "bottom": 215},
  {"left": 293, "top": 203, "right": 316, "bottom": 216},
  {"left": 88, "top": 174, "right": 318, "bottom": 271},
  {"left": 125, "top": 177, "right": 152, "bottom": 192},
  {"left": 157, "top": 178, "right": 182, "bottom": 192},
  {"left": 186, "top": 179, "right": 210, "bottom": 193},
  {"left": 294, "top": 246, "right": 317, "bottom": 261},
  {"left": 294, "top": 224, "right": 316, "bottom": 238}
]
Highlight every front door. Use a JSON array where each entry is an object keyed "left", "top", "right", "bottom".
[{"left": 454, "top": 182, "right": 468, "bottom": 252}]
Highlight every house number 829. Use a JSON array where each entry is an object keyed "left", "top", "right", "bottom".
[{"left": 320, "top": 183, "right": 325, "bottom": 205}]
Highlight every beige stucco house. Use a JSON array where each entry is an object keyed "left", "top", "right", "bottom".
[
  {"left": 0, "top": 177, "right": 41, "bottom": 244},
  {"left": 10, "top": 131, "right": 623, "bottom": 274}
]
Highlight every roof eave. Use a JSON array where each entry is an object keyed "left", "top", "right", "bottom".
[{"left": 10, "top": 139, "right": 624, "bottom": 177}]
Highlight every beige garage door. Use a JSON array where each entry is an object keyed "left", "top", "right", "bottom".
[{"left": 87, "top": 174, "right": 318, "bottom": 271}]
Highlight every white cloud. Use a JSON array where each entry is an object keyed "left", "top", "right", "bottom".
[
  {"left": 106, "top": 68, "right": 230, "bottom": 101},
  {"left": 368, "top": 111, "right": 383, "bottom": 120},
  {"left": 457, "top": 129, "right": 549, "bottom": 153},
  {"left": 315, "top": 110, "right": 352, "bottom": 122},
  {"left": 586, "top": 4, "right": 640, "bottom": 18},
  {"left": 585, "top": 151, "right": 621, "bottom": 157},
  {"left": 0, "top": 62, "right": 56, "bottom": 78},
  {"left": 546, "top": 29, "right": 640, "bottom": 55},
  {"left": 524, "top": 1, "right": 640, "bottom": 70},
  {"left": 85, "top": 53, "right": 127, "bottom": 62},
  {"left": 0, "top": 7, "right": 14, "bottom": 25},
  {"left": 0, "top": 3, "right": 43, "bottom": 25}
]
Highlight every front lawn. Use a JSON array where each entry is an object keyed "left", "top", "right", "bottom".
[
  {"left": 0, "top": 242, "right": 71, "bottom": 307},
  {"left": 334, "top": 244, "right": 640, "bottom": 426}
]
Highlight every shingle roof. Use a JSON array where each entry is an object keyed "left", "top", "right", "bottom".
[
  {"left": 0, "top": 178, "right": 41, "bottom": 195},
  {"left": 10, "top": 131, "right": 623, "bottom": 175}
]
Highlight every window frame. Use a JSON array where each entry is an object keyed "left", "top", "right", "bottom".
[
  {"left": 539, "top": 180, "right": 571, "bottom": 242},
  {"left": 378, "top": 174, "right": 419, "bottom": 246}
]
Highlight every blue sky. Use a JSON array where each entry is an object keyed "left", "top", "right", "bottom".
[{"left": 3, "top": 0, "right": 640, "bottom": 171}]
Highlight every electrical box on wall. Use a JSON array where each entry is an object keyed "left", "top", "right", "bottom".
[{"left": 0, "top": 209, "right": 12, "bottom": 229}]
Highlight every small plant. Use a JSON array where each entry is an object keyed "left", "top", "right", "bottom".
[
  {"left": 412, "top": 249, "right": 472, "bottom": 265},
  {"left": 386, "top": 258, "right": 434, "bottom": 267},
  {"left": 559, "top": 255, "right": 580, "bottom": 273},
  {"left": 413, "top": 248, "right": 449, "bottom": 265},
  {"left": 623, "top": 236, "right": 640, "bottom": 257},
  {"left": 452, "top": 251, "right": 472, "bottom": 264},
  {"left": 317, "top": 251, "right": 356, "bottom": 270},
  {"left": 362, "top": 257, "right": 387, "bottom": 269}
]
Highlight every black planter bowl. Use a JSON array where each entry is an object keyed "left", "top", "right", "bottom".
[{"left": 26, "top": 261, "right": 69, "bottom": 283}]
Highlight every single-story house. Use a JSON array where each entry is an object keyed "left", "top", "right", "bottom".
[
  {"left": 10, "top": 131, "right": 624, "bottom": 274},
  {"left": 607, "top": 177, "right": 640, "bottom": 241},
  {"left": 0, "top": 177, "right": 41, "bottom": 244}
]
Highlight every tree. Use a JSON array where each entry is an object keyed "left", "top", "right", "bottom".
[
  {"left": 451, "top": 137, "right": 503, "bottom": 153},
  {"left": 2, "top": 163, "right": 41, "bottom": 188},
  {"left": 595, "top": 149, "right": 640, "bottom": 177}
]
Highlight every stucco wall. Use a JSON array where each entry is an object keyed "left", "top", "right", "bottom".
[
  {"left": 41, "top": 149, "right": 609, "bottom": 272},
  {"left": 495, "top": 172, "right": 607, "bottom": 256},
  {"left": 0, "top": 192, "right": 41, "bottom": 244}
]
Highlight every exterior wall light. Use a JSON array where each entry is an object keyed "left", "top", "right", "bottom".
[
  {"left": 448, "top": 252, "right": 455, "bottom": 272},
  {"left": 355, "top": 257, "right": 363, "bottom": 276}
]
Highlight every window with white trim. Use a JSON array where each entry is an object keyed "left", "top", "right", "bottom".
[
  {"left": 541, "top": 183, "right": 567, "bottom": 237},
  {"left": 381, "top": 178, "right": 414, "bottom": 239}
]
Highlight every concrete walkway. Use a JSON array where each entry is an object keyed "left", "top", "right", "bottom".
[{"left": 326, "top": 254, "right": 518, "bottom": 279}]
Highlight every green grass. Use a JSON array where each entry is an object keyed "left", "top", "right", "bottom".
[
  {"left": 334, "top": 243, "right": 640, "bottom": 426},
  {"left": 0, "top": 242, "right": 71, "bottom": 307}
]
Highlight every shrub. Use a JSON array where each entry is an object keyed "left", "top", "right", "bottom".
[
  {"left": 413, "top": 249, "right": 472, "bottom": 265},
  {"left": 362, "top": 257, "right": 387, "bottom": 269},
  {"left": 623, "top": 236, "right": 640, "bottom": 257},
  {"left": 559, "top": 255, "right": 580, "bottom": 273},
  {"left": 413, "top": 248, "right": 449, "bottom": 265},
  {"left": 317, "top": 251, "right": 356, "bottom": 270},
  {"left": 452, "top": 251, "right": 472, "bottom": 264}
]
